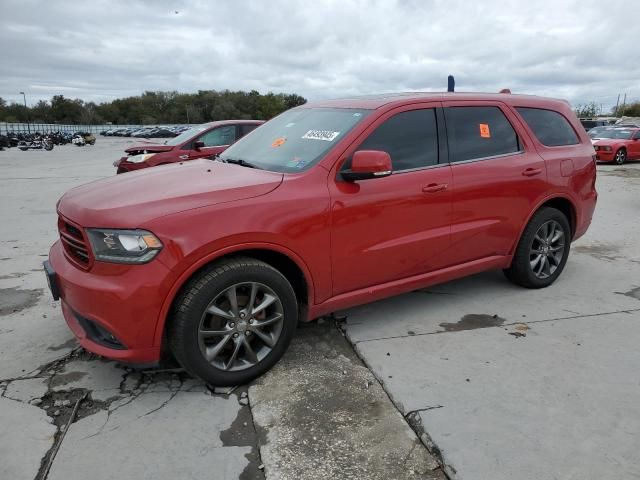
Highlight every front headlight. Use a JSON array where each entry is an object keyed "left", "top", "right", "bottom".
[
  {"left": 127, "top": 153, "right": 156, "bottom": 164},
  {"left": 603, "top": 146, "right": 612, "bottom": 152},
  {"left": 86, "top": 229, "right": 163, "bottom": 264}
]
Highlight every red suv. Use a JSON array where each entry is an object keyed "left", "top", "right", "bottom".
[
  {"left": 114, "top": 120, "right": 263, "bottom": 173},
  {"left": 592, "top": 127, "right": 640, "bottom": 164},
  {"left": 45, "top": 92, "right": 597, "bottom": 385}
]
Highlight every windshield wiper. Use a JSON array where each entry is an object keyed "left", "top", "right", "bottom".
[{"left": 220, "top": 157, "right": 261, "bottom": 169}]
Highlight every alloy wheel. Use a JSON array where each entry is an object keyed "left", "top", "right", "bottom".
[
  {"left": 529, "top": 220, "right": 565, "bottom": 279},
  {"left": 198, "top": 282, "right": 284, "bottom": 372}
]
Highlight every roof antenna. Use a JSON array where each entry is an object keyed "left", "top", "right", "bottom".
[{"left": 447, "top": 75, "right": 455, "bottom": 92}]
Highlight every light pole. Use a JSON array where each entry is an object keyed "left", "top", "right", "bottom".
[{"left": 19, "top": 91, "right": 30, "bottom": 133}]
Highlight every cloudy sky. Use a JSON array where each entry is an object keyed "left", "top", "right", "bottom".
[{"left": 1, "top": 0, "right": 639, "bottom": 112}]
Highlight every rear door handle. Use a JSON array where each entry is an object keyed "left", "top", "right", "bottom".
[
  {"left": 422, "top": 183, "right": 448, "bottom": 193},
  {"left": 179, "top": 154, "right": 190, "bottom": 160},
  {"left": 522, "top": 167, "right": 542, "bottom": 177}
]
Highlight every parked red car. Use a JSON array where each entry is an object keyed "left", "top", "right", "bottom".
[
  {"left": 593, "top": 127, "right": 640, "bottom": 164},
  {"left": 45, "top": 92, "right": 597, "bottom": 385},
  {"left": 114, "top": 120, "right": 263, "bottom": 173}
]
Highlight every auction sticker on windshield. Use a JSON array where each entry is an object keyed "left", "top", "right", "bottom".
[{"left": 302, "top": 130, "right": 340, "bottom": 141}]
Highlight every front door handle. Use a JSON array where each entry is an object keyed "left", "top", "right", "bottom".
[
  {"left": 422, "top": 183, "right": 448, "bottom": 193},
  {"left": 179, "top": 154, "right": 190, "bottom": 160},
  {"left": 522, "top": 167, "right": 542, "bottom": 177}
]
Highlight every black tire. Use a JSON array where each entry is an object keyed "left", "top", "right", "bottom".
[
  {"left": 503, "top": 207, "right": 571, "bottom": 289},
  {"left": 614, "top": 148, "right": 626, "bottom": 165},
  {"left": 168, "top": 257, "right": 298, "bottom": 386}
]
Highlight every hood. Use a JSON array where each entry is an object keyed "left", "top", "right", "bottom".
[
  {"left": 125, "top": 143, "right": 174, "bottom": 154},
  {"left": 58, "top": 160, "right": 283, "bottom": 227}
]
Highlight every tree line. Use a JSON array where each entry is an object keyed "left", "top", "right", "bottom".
[
  {"left": 574, "top": 101, "right": 640, "bottom": 118},
  {"left": 0, "top": 90, "right": 307, "bottom": 125}
]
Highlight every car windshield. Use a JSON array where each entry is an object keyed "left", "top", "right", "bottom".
[
  {"left": 588, "top": 127, "right": 610, "bottom": 138},
  {"left": 218, "top": 107, "right": 371, "bottom": 173},
  {"left": 597, "top": 129, "right": 633, "bottom": 139},
  {"left": 164, "top": 125, "right": 209, "bottom": 145}
]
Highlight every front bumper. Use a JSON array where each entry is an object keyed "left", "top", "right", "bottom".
[
  {"left": 114, "top": 158, "right": 149, "bottom": 174},
  {"left": 594, "top": 151, "right": 615, "bottom": 162},
  {"left": 47, "top": 240, "right": 171, "bottom": 364}
]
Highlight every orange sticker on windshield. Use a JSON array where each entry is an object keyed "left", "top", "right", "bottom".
[
  {"left": 271, "top": 137, "right": 286, "bottom": 147},
  {"left": 479, "top": 124, "right": 491, "bottom": 138}
]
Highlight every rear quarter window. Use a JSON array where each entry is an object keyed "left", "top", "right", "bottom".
[{"left": 516, "top": 107, "right": 579, "bottom": 147}]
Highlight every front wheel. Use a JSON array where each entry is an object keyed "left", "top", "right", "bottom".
[
  {"left": 614, "top": 148, "right": 626, "bottom": 165},
  {"left": 168, "top": 257, "right": 298, "bottom": 386},
  {"left": 503, "top": 207, "right": 571, "bottom": 288}
]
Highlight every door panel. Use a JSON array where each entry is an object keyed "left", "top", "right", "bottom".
[
  {"left": 328, "top": 103, "right": 453, "bottom": 296},
  {"left": 444, "top": 102, "right": 547, "bottom": 263},
  {"left": 330, "top": 167, "right": 452, "bottom": 295},
  {"left": 629, "top": 133, "right": 640, "bottom": 159}
]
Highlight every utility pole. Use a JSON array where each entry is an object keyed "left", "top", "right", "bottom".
[
  {"left": 621, "top": 93, "right": 627, "bottom": 117},
  {"left": 185, "top": 105, "right": 190, "bottom": 124},
  {"left": 19, "top": 91, "right": 30, "bottom": 133},
  {"left": 614, "top": 94, "right": 620, "bottom": 117}
]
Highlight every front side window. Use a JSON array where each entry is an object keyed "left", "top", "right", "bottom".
[
  {"left": 354, "top": 109, "right": 439, "bottom": 171},
  {"left": 198, "top": 126, "right": 236, "bottom": 147},
  {"left": 219, "top": 107, "right": 370, "bottom": 173},
  {"left": 240, "top": 124, "right": 260, "bottom": 137},
  {"left": 633, "top": 130, "right": 640, "bottom": 140},
  {"left": 445, "top": 106, "right": 520, "bottom": 163},
  {"left": 517, "top": 107, "right": 579, "bottom": 146},
  {"left": 165, "top": 125, "right": 208, "bottom": 146}
]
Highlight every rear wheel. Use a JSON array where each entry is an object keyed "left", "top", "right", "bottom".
[
  {"left": 503, "top": 207, "right": 571, "bottom": 288},
  {"left": 614, "top": 148, "right": 626, "bottom": 165},
  {"left": 169, "top": 257, "right": 298, "bottom": 386}
]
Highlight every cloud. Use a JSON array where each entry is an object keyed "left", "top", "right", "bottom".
[{"left": 1, "top": 0, "right": 639, "bottom": 111}]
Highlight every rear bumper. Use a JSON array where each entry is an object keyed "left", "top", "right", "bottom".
[{"left": 48, "top": 241, "right": 169, "bottom": 364}]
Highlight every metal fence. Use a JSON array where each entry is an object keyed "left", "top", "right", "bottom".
[{"left": 0, "top": 122, "right": 191, "bottom": 135}]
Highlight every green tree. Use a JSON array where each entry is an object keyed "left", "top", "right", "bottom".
[
  {"left": 618, "top": 101, "right": 640, "bottom": 117},
  {"left": 574, "top": 102, "right": 600, "bottom": 118},
  {"left": 1, "top": 89, "right": 306, "bottom": 125}
]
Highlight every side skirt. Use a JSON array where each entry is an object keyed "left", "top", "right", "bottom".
[{"left": 307, "top": 255, "right": 510, "bottom": 320}]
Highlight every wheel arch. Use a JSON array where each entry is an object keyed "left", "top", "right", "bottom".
[
  {"left": 154, "top": 243, "right": 314, "bottom": 349},
  {"left": 509, "top": 194, "right": 578, "bottom": 257}
]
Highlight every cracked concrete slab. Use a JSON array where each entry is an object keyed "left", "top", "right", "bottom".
[
  {"left": 50, "top": 359, "right": 125, "bottom": 401},
  {"left": 250, "top": 321, "right": 445, "bottom": 480},
  {"left": 3, "top": 376, "right": 48, "bottom": 403},
  {"left": 47, "top": 389, "right": 253, "bottom": 480},
  {"left": 354, "top": 312, "right": 640, "bottom": 479},
  {"left": 0, "top": 397, "right": 56, "bottom": 480}
]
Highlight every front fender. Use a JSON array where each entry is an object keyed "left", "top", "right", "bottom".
[{"left": 152, "top": 241, "right": 316, "bottom": 347}]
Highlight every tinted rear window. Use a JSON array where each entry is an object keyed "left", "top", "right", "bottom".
[
  {"left": 445, "top": 106, "right": 520, "bottom": 163},
  {"left": 517, "top": 108, "right": 579, "bottom": 147}
]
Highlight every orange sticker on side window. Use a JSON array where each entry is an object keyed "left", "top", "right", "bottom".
[
  {"left": 479, "top": 124, "right": 491, "bottom": 138},
  {"left": 271, "top": 137, "right": 286, "bottom": 147}
]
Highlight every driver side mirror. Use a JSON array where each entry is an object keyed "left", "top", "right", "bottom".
[
  {"left": 342, "top": 150, "right": 392, "bottom": 182},
  {"left": 193, "top": 140, "right": 205, "bottom": 150}
]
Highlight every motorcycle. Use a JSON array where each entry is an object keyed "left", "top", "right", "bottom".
[{"left": 17, "top": 134, "right": 54, "bottom": 151}]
